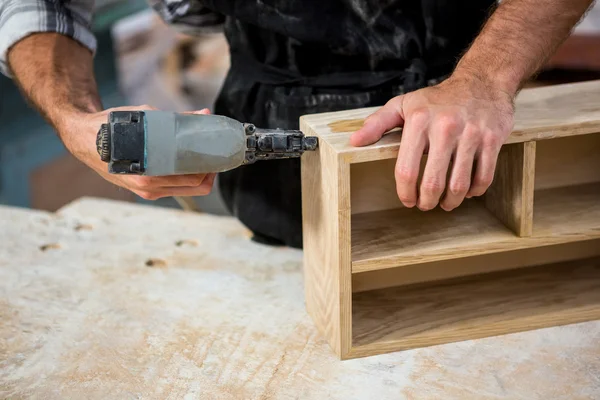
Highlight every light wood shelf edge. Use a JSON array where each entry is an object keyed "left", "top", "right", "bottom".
[
  {"left": 300, "top": 80, "right": 600, "bottom": 164},
  {"left": 351, "top": 182, "right": 600, "bottom": 273},
  {"left": 300, "top": 118, "right": 353, "bottom": 358}
]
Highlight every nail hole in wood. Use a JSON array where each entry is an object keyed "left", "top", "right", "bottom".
[
  {"left": 175, "top": 239, "right": 198, "bottom": 247},
  {"left": 145, "top": 258, "right": 167, "bottom": 268},
  {"left": 39, "top": 243, "right": 61, "bottom": 251}
]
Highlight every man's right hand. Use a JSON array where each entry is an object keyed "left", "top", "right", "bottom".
[
  {"left": 8, "top": 33, "right": 215, "bottom": 201},
  {"left": 59, "top": 106, "right": 216, "bottom": 200}
]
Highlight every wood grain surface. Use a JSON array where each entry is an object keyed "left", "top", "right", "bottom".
[
  {"left": 301, "top": 123, "right": 353, "bottom": 358},
  {"left": 483, "top": 142, "right": 536, "bottom": 236},
  {"left": 535, "top": 133, "right": 600, "bottom": 190},
  {"left": 351, "top": 182, "right": 600, "bottom": 272},
  {"left": 351, "top": 257, "right": 600, "bottom": 358},
  {"left": 352, "top": 239, "right": 600, "bottom": 292},
  {"left": 4, "top": 198, "right": 600, "bottom": 398},
  {"left": 300, "top": 80, "right": 600, "bottom": 163}
]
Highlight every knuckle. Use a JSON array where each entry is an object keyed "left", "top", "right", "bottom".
[
  {"left": 409, "top": 108, "right": 430, "bottom": 129},
  {"left": 192, "top": 176, "right": 206, "bottom": 186},
  {"left": 448, "top": 181, "right": 469, "bottom": 196},
  {"left": 395, "top": 165, "right": 418, "bottom": 184},
  {"left": 498, "top": 114, "right": 515, "bottom": 133},
  {"left": 386, "top": 95, "right": 404, "bottom": 112},
  {"left": 133, "top": 176, "right": 154, "bottom": 188},
  {"left": 473, "top": 175, "right": 494, "bottom": 194},
  {"left": 483, "top": 132, "right": 503, "bottom": 149},
  {"left": 436, "top": 113, "right": 461, "bottom": 135},
  {"left": 480, "top": 175, "right": 494, "bottom": 188},
  {"left": 462, "top": 123, "right": 481, "bottom": 140},
  {"left": 421, "top": 179, "right": 444, "bottom": 195},
  {"left": 398, "top": 194, "right": 416, "bottom": 205},
  {"left": 136, "top": 190, "right": 158, "bottom": 200},
  {"left": 364, "top": 113, "right": 384, "bottom": 132},
  {"left": 364, "top": 113, "right": 376, "bottom": 125}
]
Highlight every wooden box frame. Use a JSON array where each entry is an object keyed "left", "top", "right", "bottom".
[{"left": 300, "top": 80, "right": 600, "bottom": 359}]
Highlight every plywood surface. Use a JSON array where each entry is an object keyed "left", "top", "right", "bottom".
[
  {"left": 534, "top": 133, "right": 600, "bottom": 190},
  {"left": 3, "top": 198, "right": 600, "bottom": 399},
  {"left": 352, "top": 257, "right": 600, "bottom": 358},
  {"left": 352, "top": 182, "right": 600, "bottom": 272},
  {"left": 301, "top": 80, "right": 600, "bottom": 163}
]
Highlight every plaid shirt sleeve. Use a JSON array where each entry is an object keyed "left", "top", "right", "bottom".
[{"left": 0, "top": 0, "right": 96, "bottom": 77}]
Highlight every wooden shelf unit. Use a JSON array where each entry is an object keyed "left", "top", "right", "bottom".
[{"left": 301, "top": 80, "right": 600, "bottom": 359}]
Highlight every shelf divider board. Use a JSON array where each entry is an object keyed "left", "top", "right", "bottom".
[
  {"left": 484, "top": 141, "right": 536, "bottom": 237},
  {"left": 301, "top": 121, "right": 353, "bottom": 359},
  {"left": 349, "top": 256, "right": 600, "bottom": 359}
]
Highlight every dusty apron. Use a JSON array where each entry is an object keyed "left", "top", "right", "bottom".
[{"left": 202, "top": 0, "right": 496, "bottom": 248}]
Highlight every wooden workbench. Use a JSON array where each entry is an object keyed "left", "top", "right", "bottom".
[{"left": 1, "top": 198, "right": 599, "bottom": 399}]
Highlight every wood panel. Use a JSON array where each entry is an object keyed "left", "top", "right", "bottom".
[
  {"left": 484, "top": 142, "right": 536, "bottom": 236},
  {"left": 350, "top": 158, "right": 430, "bottom": 214},
  {"left": 350, "top": 159, "right": 400, "bottom": 214},
  {"left": 352, "top": 182, "right": 600, "bottom": 272},
  {"left": 301, "top": 120, "right": 352, "bottom": 358},
  {"left": 300, "top": 80, "right": 600, "bottom": 163},
  {"left": 349, "top": 256, "right": 600, "bottom": 358},
  {"left": 352, "top": 239, "right": 600, "bottom": 292},
  {"left": 535, "top": 133, "right": 600, "bottom": 190}
]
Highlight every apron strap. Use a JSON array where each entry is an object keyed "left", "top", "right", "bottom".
[{"left": 231, "top": 54, "right": 439, "bottom": 91}]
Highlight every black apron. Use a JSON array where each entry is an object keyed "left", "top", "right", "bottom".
[{"left": 205, "top": 0, "right": 496, "bottom": 248}]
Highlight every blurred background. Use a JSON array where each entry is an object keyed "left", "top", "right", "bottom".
[{"left": 0, "top": 0, "right": 598, "bottom": 214}]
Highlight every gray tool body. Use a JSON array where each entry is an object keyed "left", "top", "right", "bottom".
[{"left": 96, "top": 110, "right": 318, "bottom": 176}]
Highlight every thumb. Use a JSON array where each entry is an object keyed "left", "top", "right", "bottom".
[{"left": 349, "top": 96, "right": 405, "bottom": 147}]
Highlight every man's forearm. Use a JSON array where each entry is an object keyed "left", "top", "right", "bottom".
[
  {"left": 454, "top": 0, "right": 594, "bottom": 96},
  {"left": 8, "top": 33, "right": 102, "bottom": 132}
]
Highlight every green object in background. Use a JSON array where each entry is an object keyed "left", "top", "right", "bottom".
[{"left": 94, "top": 0, "right": 149, "bottom": 32}]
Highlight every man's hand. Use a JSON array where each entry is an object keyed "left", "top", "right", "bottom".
[
  {"left": 351, "top": 76, "right": 514, "bottom": 211},
  {"left": 352, "top": 0, "right": 594, "bottom": 211},
  {"left": 8, "top": 33, "right": 215, "bottom": 201},
  {"left": 61, "top": 106, "right": 216, "bottom": 200}
]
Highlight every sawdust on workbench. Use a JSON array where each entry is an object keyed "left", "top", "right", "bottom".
[{"left": 1, "top": 198, "right": 600, "bottom": 399}]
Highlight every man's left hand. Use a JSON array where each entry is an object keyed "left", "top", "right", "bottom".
[{"left": 350, "top": 75, "right": 515, "bottom": 211}]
